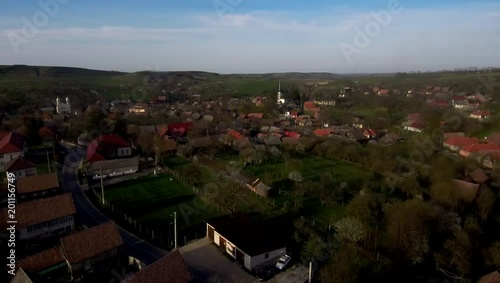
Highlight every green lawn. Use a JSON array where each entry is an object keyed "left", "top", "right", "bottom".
[
  {"left": 36, "top": 163, "right": 57, "bottom": 175},
  {"left": 243, "top": 155, "right": 370, "bottom": 185},
  {"left": 163, "top": 156, "right": 192, "bottom": 169},
  {"left": 103, "top": 174, "right": 220, "bottom": 241}
]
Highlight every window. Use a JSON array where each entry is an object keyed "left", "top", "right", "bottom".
[{"left": 265, "top": 253, "right": 269, "bottom": 259}]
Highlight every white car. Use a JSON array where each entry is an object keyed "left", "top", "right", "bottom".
[{"left": 275, "top": 255, "right": 291, "bottom": 270}]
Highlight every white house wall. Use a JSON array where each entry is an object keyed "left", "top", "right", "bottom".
[
  {"left": 245, "top": 247, "right": 286, "bottom": 270},
  {"left": 214, "top": 231, "right": 220, "bottom": 245}
]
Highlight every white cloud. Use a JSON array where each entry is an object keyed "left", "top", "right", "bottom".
[{"left": 1, "top": 2, "right": 500, "bottom": 73}]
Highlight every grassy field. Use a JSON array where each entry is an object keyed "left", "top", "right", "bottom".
[
  {"left": 103, "top": 174, "right": 220, "bottom": 242},
  {"left": 243, "top": 154, "right": 370, "bottom": 185}
]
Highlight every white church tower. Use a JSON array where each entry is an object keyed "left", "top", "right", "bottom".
[
  {"left": 55, "top": 96, "right": 71, "bottom": 114},
  {"left": 277, "top": 80, "right": 285, "bottom": 105}
]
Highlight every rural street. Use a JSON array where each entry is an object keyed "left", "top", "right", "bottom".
[{"left": 59, "top": 144, "right": 167, "bottom": 265}]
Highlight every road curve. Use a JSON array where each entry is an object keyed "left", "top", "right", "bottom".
[{"left": 60, "top": 145, "right": 167, "bottom": 265}]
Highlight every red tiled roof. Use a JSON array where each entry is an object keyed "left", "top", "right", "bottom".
[
  {"left": 39, "top": 126, "right": 55, "bottom": 138},
  {"left": 313, "top": 128, "right": 331, "bottom": 137},
  {"left": 444, "top": 137, "right": 479, "bottom": 147},
  {"left": 121, "top": 250, "right": 191, "bottom": 283},
  {"left": 1, "top": 193, "right": 76, "bottom": 229},
  {"left": 156, "top": 125, "right": 169, "bottom": 137},
  {"left": 247, "top": 113, "right": 263, "bottom": 119},
  {"left": 284, "top": 131, "right": 301, "bottom": 138},
  {"left": 303, "top": 101, "right": 316, "bottom": 110},
  {"left": 18, "top": 247, "right": 65, "bottom": 273},
  {"left": 0, "top": 131, "right": 25, "bottom": 154},
  {"left": 61, "top": 221, "right": 123, "bottom": 264},
  {"left": 17, "top": 173, "right": 59, "bottom": 194},
  {"left": 227, "top": 129, "right": 243, "bottom": 139},
  {"left": 3, "top": 156, "right": 36, "bottom": 172},
  {"left": 378, "top": 89, "right": 390, "bottom": 95},
  {"left": 87, "top": 134, "right": 131, "bottom": 162},
  {"left": 409, "top": 121, "right": 425, "bottom": 129},
  {"left": 471, "top": 110, "right": 491, "bottom": 116}
]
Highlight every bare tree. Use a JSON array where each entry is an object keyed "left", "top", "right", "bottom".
[
  {"left": 333, "top": 217, "right": 366, "bottom": 244},
  {"left": 476, "top": 187, "right": 496, "bottom": 222}
]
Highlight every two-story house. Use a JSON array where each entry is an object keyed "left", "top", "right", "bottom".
[
  {"left": 0, "top": 131, "right": 25, "bottom": 169},
  {"left": 87, "top": 134, "right": 133, "bottom": 162},
  {"left": 1, "top": 193, "right": 76, "bottom": 240},
  {"left": 3, "top": 156, "right": 37, "bottom": 178}
]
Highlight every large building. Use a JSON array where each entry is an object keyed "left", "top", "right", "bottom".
[
  {"left": 1, "top": 193, "right": 76, "bottom": 240},
  {"left": 56, "top": 97, "right": 71, "bottom": 115}
]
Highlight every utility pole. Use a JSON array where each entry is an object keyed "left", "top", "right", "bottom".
[
  {"left": 173, "top": 212, "right": 177, "bottom": 249},
  {"left": 309, "top": 261, "right": 312, "bottom": 283},
  {"left": 47, "top": 151, "right": 51, "bottom": 173},
  {"left": 100, "top": 166, "right": 105, "bottom": 205}
]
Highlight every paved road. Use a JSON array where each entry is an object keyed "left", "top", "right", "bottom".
[{"left": 60, "top": 145, "right": 167, "bottom": 265}]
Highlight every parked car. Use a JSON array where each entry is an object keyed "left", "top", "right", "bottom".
[{"left": 275, "top": 254, "right": 291, "bottom": 270}]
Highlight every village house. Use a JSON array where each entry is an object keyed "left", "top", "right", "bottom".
[
  {"left": 121, "top": 250, "right": 192, "bottom": 283},
  {"left": 17, "top": 247, "right": 68, "bottom": 280},
  {"left": 87, "top": 157, "right": 139, "bottom": 179},
  {"left": 403, "top": 121, "right": 425, "bottom": 133},
  {"left": 0, "top": 131, "right": 25, "bottom": 169},
  {"left": 206, "top": 215, "right": 288, "bottom": 271},
  {"left": 16, "top": 173, "right": 60, "bottom": 201},
  {"left": 1, "top": 193, "right": 76, "bottom": 241},
  {"left": 377, "top": 89, "right": 390, "bottom": 96},
  {"left": 459, "top": 144, "right": 500, "bottom": 158},
  {"left": 128, "top": 103, "right": 148, "bottom": 115},
  {"left": 470, "top": 110, "right": 492, "bottom": 120},
  {"left": 443, "top": 137, "right": 479, "bottom": 152},
  {"left": 168, "top": 122, "right": 193, "bottom": 142},
  {"left": 481, "top": 151, "right": 500, "bottom": 170},
  {"left": 87, "top": 134, "right": 133, "bottom": 162},
  {"left": 60, "top": 221, "right": 123, "bottom": 278},
  {"left": 3, "top": 156, "right": 37, "bottom": 178}
]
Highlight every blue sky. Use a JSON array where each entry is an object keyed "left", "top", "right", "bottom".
[{"left": 1, "top": 0, "right": 500, "bottom": 73}]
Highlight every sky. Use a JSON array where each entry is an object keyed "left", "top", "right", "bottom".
[{"left": 1, "top": 0, "right": 500, "bottom": 73}]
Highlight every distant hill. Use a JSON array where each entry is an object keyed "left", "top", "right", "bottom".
[{"left": 0, "top": 65, "right": 126, "bottom": 78}]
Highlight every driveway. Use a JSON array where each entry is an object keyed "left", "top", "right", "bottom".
[{"left": 179, "top": 238, "right": 258, "bottom": 283}]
